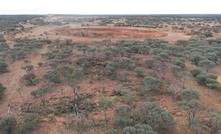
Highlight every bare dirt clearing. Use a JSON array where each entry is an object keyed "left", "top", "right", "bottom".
[{"left": 53, "top": 26, "right": 167, "bottom": 39}]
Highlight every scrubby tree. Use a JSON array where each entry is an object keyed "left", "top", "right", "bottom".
[
  {"left": 178, "top": 100, "right": 205, "bottom": 127},
  {"left": 22, "top": 73, "right": 36, "bottom": 86},
  {"left": 104, "top": 61, "right": 117, "bottom": 80},
  {"left": 175, "top": 40, "right": 188, "bottom": 47},
  {"left": 167, "top": 45, "right": 183, "bottom": 56},
  {"left": 145, "top": 58, "right": 155, "bottom": 69},
  {"left": 65, "top": 39, "right": 72, "bottom": 45},
  {"left": 0, "top": 83, "right": 6, "bottom": 100},
  {"left": 189, "top": 52, "right": 206, "bottom": 66},
  {"left": 177, "top": 71, "right": 192, "bottom": 89},
  {"left": 98, "top": 98, "right": 112, "bottom": 123},
  {"left": 21, "top": 64, "right": 34, "bottom": 73},
  {"left": 172, "top": 59, "right": 185, "bottom": 69},
  {"left": 106, "top": 128, "right": 118, "bottom": 134},
  {"left": 16, "top": 113, "right": 41, "bottom": 133},
  {"left": 0, "top": 115, "right": 17, "bottom": 134},
  {"left": 123, "top": 93, "right": 135, "bottom": 105},
  {"left": 209, "top": 109, "right": 221, "bottom": 134},
  {"left": 143, "top": 76, "right": 162, "bottom": 91},
  {"left": 134, "top": 67, "right": 145, "bottom": 77},
  {"left": 196, "top": 72, "right": 219, "bottom": 90},
  {"left": 190, "top": 68, "right": 202, "bottom": 77},
  {"left": 178, "top": 88, "right": 199, "bottom": 101},
  {"left": 114, "top": 105, "right": 132, "bottom": 117},
  {"left": 0, "top": 57, "right": 8, "bottom": 73},
  {"left": 114, "top": 57, "right": 136, "bottom": 70},
  {"left": 170, "top": 65, "right": 182, "bottom": 77},
  {"left": 43, "top": 70, "right": 61, "bottom": 83},
  {"left": 75, "top": 68, "right": 85, "bottom": 80},
  {"left": 133, "top": 103, "right": 175, "bottom": 129},
  {"left": 112, "top": 84, "right": 130, "bottom": 96},
  {"left": 122, "top": 124, "right": 157, "bottom": 134},
  {"left": 113, "top": 104, "right": 134, "bottom": 128},
  {"left": 198, "top": 60, "right": 215, "bottom": 72}
]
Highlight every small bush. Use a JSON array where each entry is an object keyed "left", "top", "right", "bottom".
[
  {"left": 114, "top": 117, "right": 134, "bottom": 128},
  {"left": 208, "top": 109, "right": 221, "bottom": 134},
  {"left": 133, "top": 103, "right": 175, "bottom": 129},
  {"left": 16, "top": 113, "right": 41, "bottom": 134},
  {"left": 30, "top": 86, "right": 49, "bottom": 97},
  {"left": 122, "top": 124, "right": 157, "bottom": 134},
  {"left": 0, "top": 83, "right": 6, "bottom": 99},
  {"left": 113, "top": 84, "right": 130, "bottom": 96},
  {"left": 196, "top": 72, "right": 219, "bottom": 88},
  {"left": 0, "top": 57, "right": 8, "bottom": 73},
  {"left": 190, "top": 68, "right": 202, "bottom": 77},
  {"left": 0, "top": 116, "right": 17, "bottom": 134},
  {"left": 143, "top": 76, "right": 162, "bottom": 91},
  {"left": 21, "top": 64, "right": 34, "bottom": 73},
  {"left": 43, "top": 70, "right": 61, "bottom": 83},
  {"left": 123, "top": 93, "right": 135, "bottom": 104},
  {"left": 22, "top": 73, "right": 36, "bottom": 86},
  {"left": 134, "top": 67, "right": 145, "bottom": 77},
  {"left": 178, "top": 89, "right": 199, "bottom": 101},
  {"left": 104, "top": 61, "right": 117, "bottom": 80},
  {"left": 114, "top": 105, "right": 132, "bottom": 117},
  {"left": 172, "top": 59, "right": 185, "bottom": 69},
  {"left": 106, "top": 128, "right": 118, "bottom": 134}
]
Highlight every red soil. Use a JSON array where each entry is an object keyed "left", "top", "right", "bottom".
[{"left": 53, "top": 26, "right": 167, "bottom": 40}]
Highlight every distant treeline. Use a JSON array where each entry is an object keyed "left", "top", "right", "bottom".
[{"left": 0, "top": 15, "right": 44, "bottom": 33}]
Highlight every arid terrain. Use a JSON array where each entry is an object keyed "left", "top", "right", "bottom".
[{"left": 0, "top": 15, "right": 221, "bottom": 134}]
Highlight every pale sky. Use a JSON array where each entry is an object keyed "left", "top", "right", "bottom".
[{"left": 0, "top": 0, "right": 220, "bottom": 14}]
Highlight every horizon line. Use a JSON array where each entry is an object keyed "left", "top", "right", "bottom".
[{"left": 1, "top": 13, "right": 221, "bottom": 16}]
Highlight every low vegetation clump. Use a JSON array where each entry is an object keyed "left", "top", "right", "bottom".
[
  {"left": 0, "top": 83, "right": 6, "bottom": 100},
  {"left": 0, "top": 115, "right": 17, "bottom": 134},
  {"left": 122, "top": 124, "right": 158, "bottom": 134},
  {"left": 0, "top": 57, "right": 8, "bottom": 73},
  {"left": 133, "top": 103, "right": 176, "bottom": 129}
]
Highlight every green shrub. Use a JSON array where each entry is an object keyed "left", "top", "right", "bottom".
[
  {"left": 196, "top": 72, "right": 219, "bottom": 88},
  {"left": 198, "top": 60, "right": 215, "bottom": 72},
  {"left": 178, "top": 89, "right": 199, "bottom": 101},
  {"left": 0, "top": 83, "right": 6, "bottom": 99},
  {"left": 172, "top": 59, "right": 185, "bottom": 68},
  {"left": 123, "top": 93, "right": 135, "bottom": 104},
  {"left": 190, "top": 68, "right": 202, "bottom": 77},
  {"left": 114, "top": 105, "right": 132, "bottom": 117},
  {"left": 30, "top": 86, "right": 49, "bottom": 98},
  {"left": 43, "top": 70, "right": 61, "bottom": 83},
  {"left": 17, "top": 113, "right": 41, "bottom": 134},
  {"left": 143, "top": 76, "right": 162, "bottom": 91},
  {"left": 21, "top": 64, "right": 34, "bottom": 73},
  {"left": 0, "top": 57, "right": 8, "bottom": 73},
  {"left": 75, "top": 68, "right": 85, "bottom": 80},
  {"left": 134, "top": 67, "right": 145, "bottom": 77},
  {"left": 98, "top": 98, "right": 112, "bottom": 122},
  {"left": 178, "top": 100, "right": 205, "bottom": 126},
  {"left": 106, "top": 128, "right": 118, "bottom": 134},
  {"left": 189, "top": 53, "right": 206, "bottom": 66},
  {"left": 208, "top": 109, "right": 221, "bottom": 134},
  {"left": 122, "top": 124, "right": 157, "bottom": 134},
  {"left": 114, "top": 117, "right": 134, "bottom": 128},
  {"left": 104, "top": 61, "right": 117, "bottom": 80},
  {"left": 113, "top": 84, "right": 129, "bottom": 96},
  {"left": 114, "top": 57, "right": 134, "bottom": 70},
  {"left": 0, "top": 116, "right": 17, "bottom": 134},
  {"left": 170, "top": 65, "right": 182, "bottom": 77},
  {"left": 134, "top": 103, "right": 175, "bottom": 129},
  {"left": 145, "top": 59, "right": 155, "bottom": 69}
]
